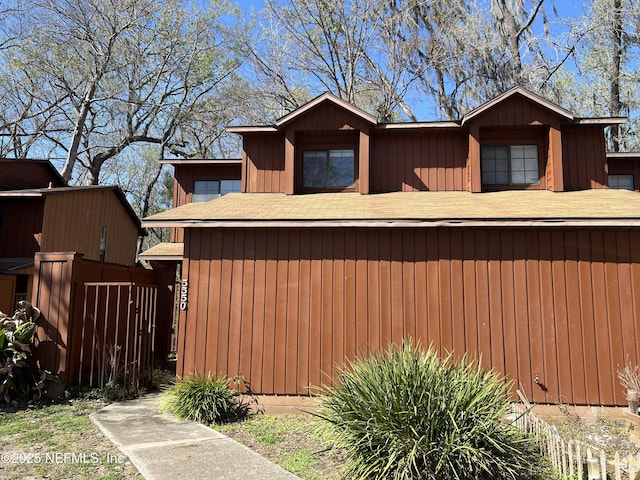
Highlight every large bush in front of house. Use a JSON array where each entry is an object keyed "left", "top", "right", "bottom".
[
  {"left": 315, "top": 341, "right": 550, "bottom": 480},
  {"left": 160, "top": 372, "right": 250, "bottom": 425},
  {"left": 0, "top": 301, "right": 56, "bottom": 402}
]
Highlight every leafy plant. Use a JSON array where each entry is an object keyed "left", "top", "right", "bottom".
[
  {"left": 159, "top": 371, "right": 250, "bottom": 425},
  {"left": 0, "top": 301, "right": 58, "bottom": 402},
  {"left": 315, "top": 340, "right": 550, "bottom": 480}
]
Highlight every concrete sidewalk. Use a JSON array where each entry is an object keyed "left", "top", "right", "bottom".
[{"left": 90, "top": 393, "right": 300, "bottom": 480}]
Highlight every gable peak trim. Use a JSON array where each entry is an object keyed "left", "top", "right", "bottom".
[
  {"left": 461, "top": 86, "right": 574, "bottom": 125},
  {"left": 275, "top": 92, "right": 378, "bottom": 128}
]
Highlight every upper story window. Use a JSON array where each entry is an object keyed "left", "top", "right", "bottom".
[
  {"left": 302, "top": 149, "right": 355, "bottom": 190},
  {"left": 481, "top": 145, "right": 539, "bottom": 185},
  {"left": 192, "top": 179, "right": 241, "bottom": 202},
  {"left": 609, "top": 174, "right": 634, "bottom": 190}
]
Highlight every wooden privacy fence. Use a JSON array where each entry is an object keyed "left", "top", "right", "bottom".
[
  {"left": 32, "top": 252, "right": 173, "bottom": 396},
  {"left": 78, "top": 282, "right": 157, "bottom": 392},
  {"left": 510, "top": 403, "right": 640, "bottom": 480}
]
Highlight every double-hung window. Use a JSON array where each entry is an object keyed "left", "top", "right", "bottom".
[
  {"left": 481, "top": 145, "right": 539, "bottom": 185},
  {"left": 302, "top": 149, "right": 355, "bottom": 190},
  {"left": 192, "top": 179, "right": 241, "bottom": 202}
]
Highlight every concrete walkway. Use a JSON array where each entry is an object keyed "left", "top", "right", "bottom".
[{"left": 90, "top": 393, "right": 300, "bottom": 480}]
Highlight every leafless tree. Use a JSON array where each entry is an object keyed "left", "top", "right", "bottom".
[
  {"left": 0, "top": 0, "right": 242, "bottom": 184},
  {"left": 242, "top": 0, "right": 419, "bottom": 121}
]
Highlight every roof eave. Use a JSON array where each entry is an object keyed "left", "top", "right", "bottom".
[
  {"left": 574, "top": 117, "right": 627, "bottom": 125},
  {"left": 226, "top": 126, "right": 279, "bottom": 134},
  {"left": 159, "top": 158, "right": 242, "bottom": 165},
  {"left": 141, "top": 218, "right": 640, "bottom": 229},
  {"left": 377, "top": 121, "right": 461, "bottom": 130}
]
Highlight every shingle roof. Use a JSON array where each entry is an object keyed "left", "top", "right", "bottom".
[
  {"left": 138, "top": 242, "right": 184, "bottom": 260},
  {"left": 142, "top": 190, "right": 640, "bottom": 228}
]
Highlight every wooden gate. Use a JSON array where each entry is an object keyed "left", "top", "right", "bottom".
[{"left": 77, "top": 282, "right": 157, "bottom": 392}]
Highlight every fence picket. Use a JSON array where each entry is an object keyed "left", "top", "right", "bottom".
[
  {"left": 80, "top": 282, "right": 157, "bottom": 392},
  {"left": 511, "top": 402, "right": 637, "bottom": 480}
]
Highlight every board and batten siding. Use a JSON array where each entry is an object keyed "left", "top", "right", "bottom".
[
  {"left": 40, "top": 189, "right": 138, "bottom": 266},
  {"left": 177, "top": 227, "right": 640, "bottom": 406},
  {"left": 369, "top": 129, "right": 468, "bottom": 192},
  {"left": 0, "top": 198, "right": 44, "bottom": 257},
  {"left": 562, "top": 126, "right": 608, "bottom": 190}
]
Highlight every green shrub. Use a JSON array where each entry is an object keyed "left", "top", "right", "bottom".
[
  {"left": 159, "top": 372, "right": 249, "bottom": 425},
  {"left": 315, "top": 341, "right": 550, "bottom": 480},
  {"left": 0, "top": 301, "right": 58, "bottom": 403}
]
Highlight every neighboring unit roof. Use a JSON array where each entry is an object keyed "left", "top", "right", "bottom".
[
  {"left": 0, "top": 185, "right": 143, "bottom": 233},
  {"left": 607, "top": 152, "right": 640, "bottom": 160},
  {"left": 138, "top": 242, "right": 184, "bottom": 261},
  {"left": 0, "top": 158, "right": 66, "bottom": 190},
  {"left": 142, "top": 190, "right": 640, "bottom": 228},
  {"left": 0, "top": 258, "right": 33, "bottom": 275},
  {"left": 159, "top": 158, "right": 242, "bottom": 166}
]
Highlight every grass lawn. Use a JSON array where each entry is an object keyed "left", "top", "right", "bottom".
[
  {"left": 216, "top": 413, "right": 345, "bottom": 480},
  {"left": 0, "top": 399, "right": 141, "bottom": 480}
]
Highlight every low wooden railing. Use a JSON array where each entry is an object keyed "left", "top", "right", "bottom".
[{"left": 510, "top": 399, "right": 640, "bottom": 480}]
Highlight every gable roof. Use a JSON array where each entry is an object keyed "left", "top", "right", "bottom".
[
  {"left": 138, "top": 242, "right": 184, "bottom": 261},
  {"left": 142, "top": 190, "right": 640, "bottom": 228},
  {"left": 461, "top": 86, "right": 574, "bottom": 125},
  {"left": 0, "top": 185, "right": 142, "bottom": 233},
  {"left": 275, "top": 92, "right": 378, "bottom": 128},
  {"left": 0, "top": 158, "right": 66, "bottom": 190},
  {"left": 159, "top": 158, "right": 242, "bottom": 166}
]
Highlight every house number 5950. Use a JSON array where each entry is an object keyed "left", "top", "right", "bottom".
[{"left": 179, "top": 279, "right": 189, "bottom": 310}]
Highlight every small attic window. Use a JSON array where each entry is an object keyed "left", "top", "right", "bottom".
[
  {"left": 609, "top": 174, "right": 634, "bottom": 190},
  {"left": 302, "top": 149, "right": 355, "bottom": 190},
  {"left": 193, "top": 179, "right": 241, "bottom": 202}
]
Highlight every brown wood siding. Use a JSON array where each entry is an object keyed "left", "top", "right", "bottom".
[
  {"left": 369, "top": 129, "right": 468, "bottom": 192},
  {"left": 0, "top": 274, "right": 16, "bottom": 313},
  {"left": 244, "top": 134, "right": 286, "bottom": 193},
  {"left": 40, "top": 190, "right": 138, "bottom": 265},
  {"left": 0, "top": 198, "right": 43, "bottom": 257},
  {"left": 171, "top": 164, "right": 242, "bottom": 242},
  {"left": 173, "top": 164, "right": 243, "bottom": 207},
  {"left": 562, "top": 127, "right": 608, "bottom": 190},
  {"left": 178, "top": 227, "right": 640, "bottom": 406},
  {"left": 468, "top": 95, "right": 562, "bottom": 126},
  {"left": 284, "top": 102, "right": 373, "bottom": 132}
]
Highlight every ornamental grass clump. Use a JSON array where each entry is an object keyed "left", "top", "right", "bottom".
[
  {"left": 316, "top": 341, "right": 550, "bottom": 480},
  {"left": 160, "top": 372, "right": 249, "bottom": 425}
]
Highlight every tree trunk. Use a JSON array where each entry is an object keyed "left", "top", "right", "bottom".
[
  {"left": 61, "top": 82, "right": 98, "bottom": 183},
  {"left": 610, "top": 0, "right": 623, "bottom": 151}
]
